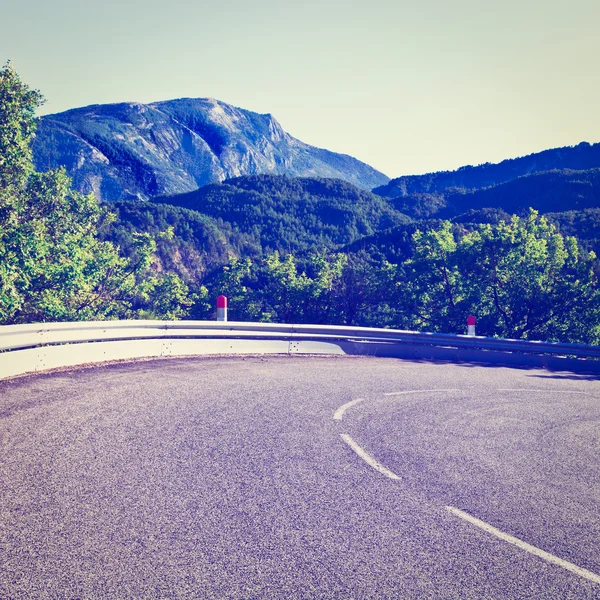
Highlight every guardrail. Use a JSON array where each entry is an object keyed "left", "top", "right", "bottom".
[{"left": 1, "top": 320, "right": 599, "bottom": 380}]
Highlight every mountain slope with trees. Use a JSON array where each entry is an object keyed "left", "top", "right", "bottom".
[
  {"left": 374, "top": 141, "right": 600, "bottom": 198},
  {"left": 383, "top": 168, "right": 600, "bottom": 219},
  {"left": 0, "top": 63, "right": 194, "bottom": 324},
  {"left": 152, "top": 175, "right": 411, "bottom": 255},
  {"left": 98, "top": 200, "right": 254, "bottom": 287}
]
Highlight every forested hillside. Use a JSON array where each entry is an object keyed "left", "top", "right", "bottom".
[
  {"left": 546, "top": 208, "right": 600, "bottom": 258},
  {"left": 374, "top": 141, "right": 600, "bottom": 197},
  {"left": 98, "top": 201, "right": 248, "bottom": 286},
  {"left": 373, "top": 166, "right": 600, "bottom": 260},
  {"left": 3, "top": 64, "right": 600, "bottom": 343},
  {"left": 152, "top": 175, "right": 411, "bottom": 255},
  {"left": 384, "top": 168, "right": 600, "bottom": 218}
]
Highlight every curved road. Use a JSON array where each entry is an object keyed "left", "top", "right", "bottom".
[{"left": 0, "top": 356, "right": 599, "bottom": 599}]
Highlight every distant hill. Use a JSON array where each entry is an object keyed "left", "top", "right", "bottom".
[
  {"left": 374, "top": 142, "right": 600, "bottom": 198},
  {"left": 380, "top": 168, "right": 600, "bottom": 221},
  {"left": 109, "top": 167, "right": 599, "bottom": 285},
  {"left": 31, "top": 98, "right": 389, "bottom": 201},
  {"left": 153, "top": 175, "right": 410, "bottom": 254},
  {"left": 439, "top": 168, "right": 600, "bottom": 218},
  {"left": 439, "top": 168, "right": 600, "bottom": 216}
]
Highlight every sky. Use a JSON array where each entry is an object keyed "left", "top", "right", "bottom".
[{"left": 3, "top": 0, "right": 600, "bottom": 178}]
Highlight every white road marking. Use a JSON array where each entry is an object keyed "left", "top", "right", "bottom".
[
  {"left": 340, "top": 434, "right": 400, "bottom": 480},
  {"left": 338, "top": 387, "right": 600, "bottom": 586},
  {"left": 383, "top": 389, "right": 459, "bottom": 396},
  {"left": 498, "top": 389, "right": 589, "bottom": 394},
  {"left": 335, "top": 390, "right": 460, "bottom": 421},
  {"left": 333, "top": 398, "right": 364, "bottom": 421},
  {"left": 446, "top": 506, "right": 600, "bottom": 585}
]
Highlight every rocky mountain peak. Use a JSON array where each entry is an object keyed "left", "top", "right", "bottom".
[{"left": 32, "top": 97, "right": 388, "bottom": 201}]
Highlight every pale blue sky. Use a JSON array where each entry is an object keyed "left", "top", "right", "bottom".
[{"left": 3, "top": 0, "right": 599, "bottom": 177}]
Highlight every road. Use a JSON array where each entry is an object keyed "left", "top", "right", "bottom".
[{"left": 0, "top": 355, "right": 599, "bottom": 599}]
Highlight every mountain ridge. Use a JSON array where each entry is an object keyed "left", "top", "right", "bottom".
[
  {"left": 374, "top": 141, "right": 600, "bottom": 198},
  {"left": 151, "top": 174, "right": 410, "bottom": 255},
  {"left": 384, "top": 167, "right": 600, "bottom": 220},
  {"left": 31, "top": 98, "right": 389, "bottom": 201}
]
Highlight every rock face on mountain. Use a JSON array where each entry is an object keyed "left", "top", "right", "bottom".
[
  {"left": 31, "top": 98, "right": 389, "bottom": 200},
  {"left": 374, "top": 141, "right": 600, "bottom": 198}
]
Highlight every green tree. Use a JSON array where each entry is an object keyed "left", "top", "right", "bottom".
[
  {"left": 202, "top": 252, "right": 348, "bottom": 324},
  {"left": 459, "top": 211, "right": 599, "bottom": 341},
  {"left": 0, "top": 60, "right": 42, "bottom": 188},
  {"left": 255, "top": 252, "right": 348, "bottom": 323},
  {"left": 329, "top": 251, "right": 397, "bottom": 327},
  {"left": 399, "top": 211, "right": 600, "bottom": 342},
  {"left": 400, "top": 221, "right": 463, "bottom": 331},
  {"left": 203, "top": 257, "right": 259, "bottom": 321},
  {"left": 0, "top": 63, "right": 192, "bottom": 323}
]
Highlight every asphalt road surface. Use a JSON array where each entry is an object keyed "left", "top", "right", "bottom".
[{"left": 0, "top": 355, "right": 599, "bottom": 599}]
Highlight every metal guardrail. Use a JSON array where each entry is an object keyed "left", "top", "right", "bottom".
[{"left": 1, "top": 320, "right": 599, "bottom": 380}]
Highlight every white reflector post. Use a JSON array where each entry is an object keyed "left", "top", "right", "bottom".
[{"left": 217, "top": 295, "right": 228, "bottom": 322}]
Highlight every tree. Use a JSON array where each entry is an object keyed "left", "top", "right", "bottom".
[
  {"left": 0, "top": 60, "right": 42, "bottom": 189},
  {"left": 399, "top": 211, "right": 600, "bottom": 343},
  {"left": 330, "top": 251, "right": 397, "bottom": 327},
  {"left": 459, "top": 211, "right": 599, "bottom": 342},
  {"left": 201, "top": 252, "right": 348, "bottom": 324},
  {"left": 0, "top": 63, "right": 192, "bottom": 324},
  {"left": 400, "top": 221, "right": 463, "bottom": 332},
  {"left": 202, "top": 257, "right": 258, "bottom": 321}
]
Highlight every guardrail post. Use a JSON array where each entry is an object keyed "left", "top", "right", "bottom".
[
  {"left": 467, "top": 315, "right": 476, "bottom": 336},
  {"left": 217, "top": 295, "right": 228, "bottom": 322}
]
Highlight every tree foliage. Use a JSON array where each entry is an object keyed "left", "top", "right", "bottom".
[
  {"left": 194, "top": 212, "right": 599, "bottom": 344},
  {"left": 394, "top": 211, "right": 600, "bottom": 342},
  {"left": 0, "top": 64, "right": 192, "bottom": 324}
]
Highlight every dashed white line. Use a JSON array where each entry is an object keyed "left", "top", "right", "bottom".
[
  {"left": 446, "top": 506, "right": 600, "bottom": 585},
  {"left": 334, "top": 390, "right": 460, "bottom": 422},
  {"left": 383, "top": 389, "right": 459, "bottom": 396},
  {"left": 333, "top": 398, "right": 364, "bottom": 421},
  {"left": 497, "top": 389, "right": 589, "bottom": 394},
  {"left": 336, "top": 387, "right": 600, "bottom": 585},
  {"left": 340, "top": 434, "right": 400, "bottom": 480}
]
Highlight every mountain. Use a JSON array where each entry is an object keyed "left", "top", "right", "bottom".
[
  {"left": 152, "top": 175, "right": 410, "bottom": 254},
  {"left": 374, "top": 141, "right": 600, "bottom": 198},
  {"left": 31, "top": 98, "right": 389, "bottom": 201},
  {"left": 440, "top": 168, "right": 600, "bottom": 217},
  {"left": 545, "top": 208, "right": 600, "bottom": 259},
  {"left": 386, "top": 168, "right": 600, "bottom": 220}
]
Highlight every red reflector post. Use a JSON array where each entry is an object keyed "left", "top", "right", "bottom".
[
  {"left": 217, "top": 295, "right": 228, "bottom": 322},
  {"left": 467, "top": 315, "right": 476, "bottom": 336}
]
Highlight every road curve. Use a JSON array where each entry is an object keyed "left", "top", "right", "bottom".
[{"left": 0, "top": 355, "right": 599, "bottom": 599}]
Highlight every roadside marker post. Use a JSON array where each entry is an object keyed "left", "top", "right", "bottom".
[
  {"left": 467, "top": 315, "right": 476, "bottom": 336},
  {"left": 217, "top": 295, "right": 228, "bottom": 322}
]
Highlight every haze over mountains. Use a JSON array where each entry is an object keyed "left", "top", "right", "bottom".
[{"left": 32, "top": 98, "right": 389, "bottom": 200}]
